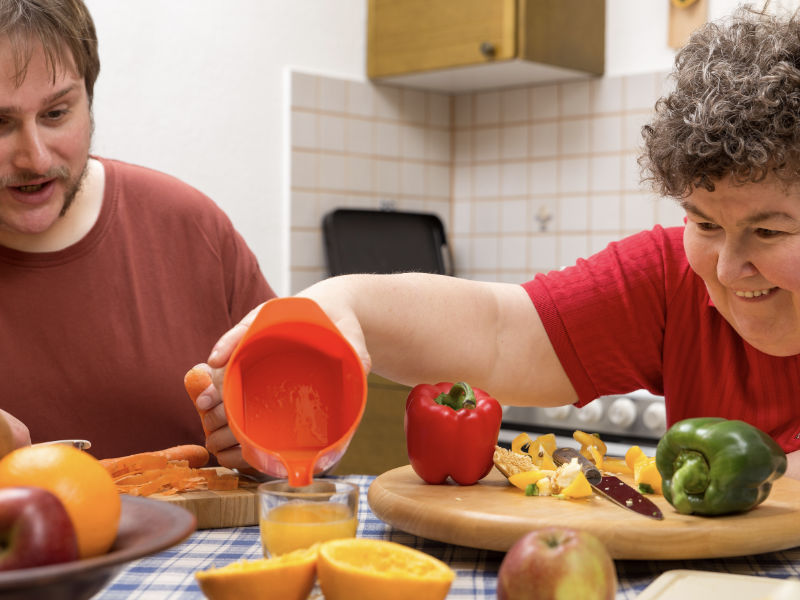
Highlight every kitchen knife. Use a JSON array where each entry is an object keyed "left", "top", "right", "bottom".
[{"left": 553, "top": 447, "right": 663, "bottom": 520}]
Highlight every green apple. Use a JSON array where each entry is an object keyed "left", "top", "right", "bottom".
[{"left": 497, "top": 527, "right": 617, "bottom": 600}]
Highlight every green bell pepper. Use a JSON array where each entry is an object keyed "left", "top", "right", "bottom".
[{"left": 656, "top": 417, "right": 787, "bottom": 516}]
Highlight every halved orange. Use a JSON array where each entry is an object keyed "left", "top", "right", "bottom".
[
  {"left": 318, "top": 539, "right": 454, "bottom": 600},
  {"left": 194, "top": 545, "right": 317, "bottom": 600}
]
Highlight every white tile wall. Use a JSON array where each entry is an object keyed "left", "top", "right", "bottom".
[{"left": 288, "top": 70, "right": 682, "bottom": 293}]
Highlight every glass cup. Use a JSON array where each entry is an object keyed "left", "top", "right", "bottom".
[{"left": 258, "top": 479, "right": 359, "bottom": 557}]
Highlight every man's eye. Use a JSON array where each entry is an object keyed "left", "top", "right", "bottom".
[{"left": 43, "top": 109, "right": 68, "bottom": 120}]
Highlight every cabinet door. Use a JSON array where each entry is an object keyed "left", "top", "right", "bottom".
[
  {"left": 367, "top": 0, "right": 516, "bottom": 79},
  {"left": 519, "top": 0, "right": 604, "bottom": 75}
]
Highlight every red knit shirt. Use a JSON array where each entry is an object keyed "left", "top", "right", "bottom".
[
  {"left": 523, "top": 226, "right": 800, "bottom": 453},
  {"left": 0, "top": 158, "right": 275, "bottom": 458}
]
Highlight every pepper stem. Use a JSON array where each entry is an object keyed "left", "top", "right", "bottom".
[
  {"left": 671, "top": 450, "right": 710, "bottom": 515},
  {"left": 434, "top": 382, "right": 476, "bottom": 411}
]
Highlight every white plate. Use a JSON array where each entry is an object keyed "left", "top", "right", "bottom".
[{"left": 637, "top": 570, "right": 800, "bottom": 599}]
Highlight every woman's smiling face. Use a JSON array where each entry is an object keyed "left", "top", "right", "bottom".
[{"left": 683, "top": 177, "right": 800, "bottom": 356}]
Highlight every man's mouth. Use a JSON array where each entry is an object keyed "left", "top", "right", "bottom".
[{"left": 16, "top": 183, "right": 46, "bottom": 193}]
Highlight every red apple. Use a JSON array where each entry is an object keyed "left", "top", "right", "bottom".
[
  {"left": 0, "top": 486, "right": 79, "bottom": 570},
  {"left": 497, "top": 527, "right": 617, "bottom": 600}
]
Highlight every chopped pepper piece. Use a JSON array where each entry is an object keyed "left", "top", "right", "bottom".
[
  {"left": 625, "top": 445, "right": 646, "bottom": 471},
  {"left": 634, "top": 458, "right": 662, "bottom": 494},
  {"left": 511, "top": 432, "right": 532, "bottom": 456},
  {"left": 601, "top": 457, "right": 633, "bottom": 476},
  {"left": 560, "top": 471, "right": 593, "bottom": 498},
  {"left": 574, "top": 430, "right": 607, "bottom": 462},
  {"left": 508, "top": 469, "right": 551, "bottom": 491}
]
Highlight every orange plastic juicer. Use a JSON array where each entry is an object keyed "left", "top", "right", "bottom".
[{"left": 223, "top": 297, "right": 367, "bottom": 487}]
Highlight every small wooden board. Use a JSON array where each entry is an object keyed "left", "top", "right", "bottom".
[
  {"left": 368, "top": 465, "right": 800, "bottom": 559},
  {"left": 152, "top": 469, "right": 259, "bottom": 529}
]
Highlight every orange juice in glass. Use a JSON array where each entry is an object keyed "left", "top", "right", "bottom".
[{"left": 258, "top": 480, "right": 358, "bottom": 557}]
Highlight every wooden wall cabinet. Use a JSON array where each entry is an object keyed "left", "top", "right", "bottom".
[{"left": 367, "top": 0, "right": 605, "bottom": 92}]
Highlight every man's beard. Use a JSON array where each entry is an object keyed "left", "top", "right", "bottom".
[
  {"left": 0, "top": 157, "right": 89, "bottom": 218},
  {"left": 58, "top": 158, "right": 89, "bottom": 217}
]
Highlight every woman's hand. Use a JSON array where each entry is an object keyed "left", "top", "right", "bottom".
[{"left": 192, "top": 375, "right": 251, "bottom": 470}]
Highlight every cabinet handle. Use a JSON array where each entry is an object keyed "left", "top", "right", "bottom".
[{"left": 479, "top": 41, "right": 496, "bottom": 59}]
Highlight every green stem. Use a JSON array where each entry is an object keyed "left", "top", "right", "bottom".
[
  {"left": 671, "top": 450, "right": 710, "bottom": 515},
  {"left": 435, "top": 382, "right": 476, "bottom": 411}
]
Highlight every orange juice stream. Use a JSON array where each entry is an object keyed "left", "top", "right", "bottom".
[
  {"left": 260, "top": 502, "right": 357, "bottom": 556},
  {"left": 241, "top": 345, "right": 350, "bottom": 487}
]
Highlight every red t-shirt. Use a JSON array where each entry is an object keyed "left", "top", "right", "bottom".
[
  {"left": 0, "top": 158, "right": 275, "bottom": 458},
  {"left": 523, "top": 225, "right": 800, "bottom": 453}
]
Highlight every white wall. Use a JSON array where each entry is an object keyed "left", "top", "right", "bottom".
[
  {"left": 86, "top": 0, "right": 366, "bottom": 295},
  {"left": 607, "top": 0, "right": 800, "bottom": 76},
  {"left": 84, "top": 0, "right": 797, "bottom": 294}
]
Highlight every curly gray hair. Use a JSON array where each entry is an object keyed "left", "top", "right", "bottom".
[{"left": 640, "top": 6, "right": 800, "bottom": 198}]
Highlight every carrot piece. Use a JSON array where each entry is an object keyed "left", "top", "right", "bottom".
[
  {"left": 157, "top": 445, "right": 210, "bottom": 468},
  {"left": 184, "top": 365, "right": 213, "bottom": 436},
  {"left": 101, "top": 454, "right": 169, "bottom": 478},
  {"left": 103, "top": 443, "right": 243, "bottom": 496}
]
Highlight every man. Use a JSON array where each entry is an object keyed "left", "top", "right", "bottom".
[{"left": 0, "top": 0, "right": 275, "bottom": 458}]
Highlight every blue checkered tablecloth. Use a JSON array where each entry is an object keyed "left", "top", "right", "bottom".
[{"left": 96, "top": 475, "right": 800, "bottom": 599}]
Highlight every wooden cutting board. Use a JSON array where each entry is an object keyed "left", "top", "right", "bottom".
[
  {"left": 152, "top": 469, "right": 260, "bottom": 529},
  {"left": 368, "top": 465, "right": 800, "bottom": 559}
]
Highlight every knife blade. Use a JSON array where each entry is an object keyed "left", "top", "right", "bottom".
[
  {"left": 32, "top": 439, "right": 92, "bottom": 451},
  {"left": 552, "top": 447, "right": 663, "bottom": 520}
]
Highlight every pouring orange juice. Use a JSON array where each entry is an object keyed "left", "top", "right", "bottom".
[
  {"left": 223, "top": 297, "right": 367, "bottom": 487},
  {"left": 223, "top": 297, "right": 366, "bottom": 555}
]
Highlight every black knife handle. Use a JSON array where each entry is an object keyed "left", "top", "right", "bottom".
[{"left": 552, "top": 447, "right": 602, "bottom": 485}]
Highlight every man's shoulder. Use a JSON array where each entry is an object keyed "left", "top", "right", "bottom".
[
  {"left": 98, "top": 157, "right": 204, "bottom": 197},
  {"left": 98, "top": 157, "right": 224, "bottom": 216}
]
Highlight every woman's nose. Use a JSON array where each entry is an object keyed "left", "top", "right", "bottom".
[{"left": 716, "top": 238, "right": 758, "bottom": 284}]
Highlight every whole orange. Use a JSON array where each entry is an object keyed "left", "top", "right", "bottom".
[{"left": 0, "top": 445, "right": 121, "bottom": 558}]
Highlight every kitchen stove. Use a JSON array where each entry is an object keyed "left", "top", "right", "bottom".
[{"left": 499, "top": 390, "right": 666, "bottom": 456}]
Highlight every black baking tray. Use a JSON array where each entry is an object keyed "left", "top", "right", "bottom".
[{"left": 322, "top": 208, "right": 453, "bottom": 276}]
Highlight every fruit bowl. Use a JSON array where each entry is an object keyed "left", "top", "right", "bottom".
[{"left": 0, "top": 495, "right": 196, "bottom": 599}]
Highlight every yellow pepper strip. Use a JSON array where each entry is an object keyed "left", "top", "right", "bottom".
[
  {"left": 625, "top": 445, "right": 646, "bottom": 471},
  {"left": 573, "top": 430, "right": 607, "bottom": 460},
  {"left": 508, "top": 469, "right": 551, "bottom": 491},
  {"left": 536, "top": 450, "right": 557, "bottom": 470},
  {"left": 533, "top": 433, "right": 557, "bottom": 455},
  {"left": 588, "top": 445, "right": 604, "bottom": 470},
  {"left": 601, "top": 457, "right": 633, "bottom": 475},
  {"left": 560, "top": 471, "right": 593, "bottom": 498},
  {"left": 634, "top": 457, "right": 662, "bottom": 494},
  {"left": 511, "top": 432, "right": 532, "bottom": 456}
]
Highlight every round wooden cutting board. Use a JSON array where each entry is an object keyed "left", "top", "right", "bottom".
[{"left": 368, "top": 465, "right": 800, "bottom": 559}]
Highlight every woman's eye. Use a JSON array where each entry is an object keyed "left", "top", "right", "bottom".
[{"left": 696, "top": 221, "right": 719, "bottom": 231}]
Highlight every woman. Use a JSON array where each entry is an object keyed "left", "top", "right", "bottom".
[{"left": 200, "top": 7, "right": 800, "bottom": 478}]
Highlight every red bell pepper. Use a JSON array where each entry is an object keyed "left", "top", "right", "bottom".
[{"left": 404, "top": 381, "right": 502, "bottom": 485}]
